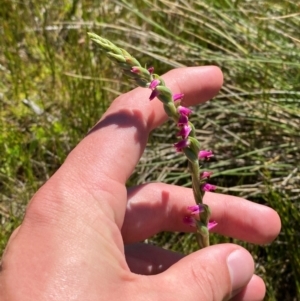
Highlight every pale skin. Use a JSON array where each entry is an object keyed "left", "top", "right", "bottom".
[{"left": 0, "top": 66, "right": 281, "bottom": 301}]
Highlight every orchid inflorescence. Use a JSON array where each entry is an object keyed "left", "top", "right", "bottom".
[{"left": 88, "top": 33, "right": 217, "bottom": 248}]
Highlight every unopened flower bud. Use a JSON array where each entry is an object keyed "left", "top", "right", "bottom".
[
  {"left": 125, "top": 56, "right": 142, "bottom": 67},
  {"left": 106, "top": 52, "right": 126, "bottom": 63},
  {"left": 130, "top": 66, "right": 152, "bottom": 82},
  {"left": 148, "top": 66, "right": 154, "bottom": 74}
]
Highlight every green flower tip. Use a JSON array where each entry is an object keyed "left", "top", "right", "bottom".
[{"left": 88, "top": 32, "right": 123, "bottom": 56}]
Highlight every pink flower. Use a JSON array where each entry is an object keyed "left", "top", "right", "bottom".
[
  {"left": 187, "top": 204, "right": 204, "bottom": 215},
  {"left": 176, "top": 106, "right": 192, "bottom": 126},
  {"left": 177, "top": 124, "right": 192, "bottom": 139},
  {"left": 201, "top": 183, "right": 216, "bottom": 192},
  {"left": 177, "top": 106, "right": 192, "bottom": 116},
  {"left": 149, "top": 79, "right": 160, "bottom": 90},
  {"left": 148, "top": 79, "right": 161, "bottom": 100},
  {"left": 173, "top": 93, "right": 184, "bottom": 102},
  {"left": 208, "top": 221, "right": 217, "bottom": 231},
  {"left": 198, "top": 150, "right": 214, "bottom": 160},
  {"left": 174, "top": 139, "right": 189, "bottom": 152},
  {"left": 200, "top": 171, "right": 213, "bottom": 179}
]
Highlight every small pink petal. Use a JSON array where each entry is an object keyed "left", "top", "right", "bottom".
[
  {"left": 177, "top": 124, "right": 192, "bottom": 139},
  {"left": 208, "top": 221, "right": 218, "bottom": 231},
  {"left": 198, "top": 150, "right": 214, "bottom": 160},
  {"left": 187, "top": 204, "right": 204, "bottom": 215},
  {"left": 183, "top": 216, "right": 196, "bottom": 227},
  {"left": 173, "top": 93, "right": 184, "bottom": 102},
  {"left": 200, "top": 171, "right": 213, "bottom": 179},
  {"left": 149, "top": 89, "right": 159, "bottom": 100},
  {"left": 201, "top": 183, "right": 216, "bottom": 192},
  {"left": 177, "top": 106, "right": 192, "bottom": 116},
  {"left": 174, "top": 139, "right": 190, "bottom": 152},
  {"left": 149, "top": 79, "right": 160, "bottom": 90}
]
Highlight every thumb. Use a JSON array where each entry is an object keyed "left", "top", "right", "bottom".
[{"left": 143, "top": 244, "right": 254, "bottom": 301}]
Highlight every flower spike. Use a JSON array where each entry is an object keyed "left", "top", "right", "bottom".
[{"left": 89, "top": 32, "right": 217, "bottom": 250}]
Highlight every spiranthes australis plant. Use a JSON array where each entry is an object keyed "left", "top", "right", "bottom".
[{"left": 88, "top": 32, "right": 217, "bottom": 249}]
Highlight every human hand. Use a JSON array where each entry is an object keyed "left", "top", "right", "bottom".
[{"left": 0, "top": 66, "right": 280, "bottom": 301}]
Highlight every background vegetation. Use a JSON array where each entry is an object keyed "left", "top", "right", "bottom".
[{"left": 1, "top": 0, "right": 299, "bottom": 299}]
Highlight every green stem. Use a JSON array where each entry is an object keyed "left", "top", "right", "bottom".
[{"left": 188, "top": 161, "right": 203, "bottom": 204}]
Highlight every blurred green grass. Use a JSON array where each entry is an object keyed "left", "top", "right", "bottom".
[{"left": 0, "top": 0, "right": 299, "bottom": 300}]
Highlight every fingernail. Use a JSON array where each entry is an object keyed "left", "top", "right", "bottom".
[{"left": 227, "top": 249, "right": 254, "bottom": 294}]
